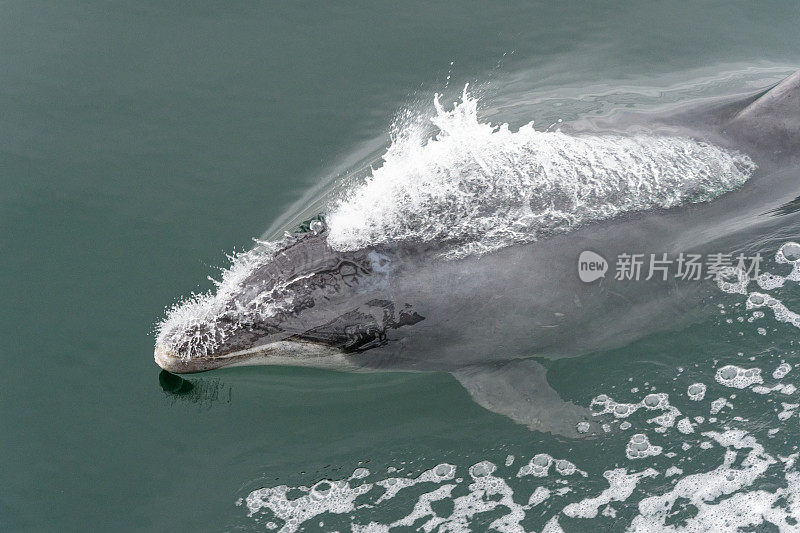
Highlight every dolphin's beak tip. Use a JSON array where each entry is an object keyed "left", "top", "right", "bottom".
[{"left": 154, "top": 344, "right": 186, "bottom": 373}]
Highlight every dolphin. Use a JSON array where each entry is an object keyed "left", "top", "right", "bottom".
[{"left": 154, "top": 69, "right": 800, "bottom": 436}]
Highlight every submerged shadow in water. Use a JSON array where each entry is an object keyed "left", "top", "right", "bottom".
[
  {"left": 158, "top": 370, "right": 231, "bottom": 408},
  {"left": 771, "top": 194, "right": 800, "bottom": 217}
]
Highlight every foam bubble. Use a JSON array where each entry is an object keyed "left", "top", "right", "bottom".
[
  {"left": 554, "top": 460, "right": 578, "bottom": 476},
  {"left": 752, "top": 382, "right": 797, "bottom": 396},
  {"left": 716, "top": 266, "right": 750, "bottom": 295},
  {"left": 710, "top": 397, "right": 730, "bottom": 415},
  {"left": 244, "top": 472, "right": 373, "bottom": 533},
  {"left": 376, "top": 463, "right": 455, "bottom": 504},
  {"left": 778, "top": 403, "right": 798, "bottom": 421},
  {"left": 517, "top": 454, "right": 553, "bottom": 478},
  {"left": 756, "top": 272, "right": 785, "bottom": 290},
  {"left": 541, "top": 516, "right": 564, "bottom": 533},
  {"left": 528, "top": 486, "right": 551, "bottom": 507},
  {"left": 776, "top": 242, "right": 800, "bottom": 281},
  {"left": 714, "top": 365, "right": 763, "bottom": 389},
  {"left": 591, "top": 392, "right": 675, "bottom": 421},
  {"left": 648, "top": 407, "right": 681, "bottom": 430},
  {"left": 626, "top": 434, "right": 663, "bottom": 460},
  {"left": 677, "top": 418, "right": 695, "bottom": 434},
  {"left": 773, "top": 363, "right": 792, "bottom": 380},
  {"left": 449, "top": 461, "right": 528, "bottom": 532},
  {"left": 352, "top": 467, "right": 369, "bottom": 479},
  {"left": 688, "top": 383, "right": 707, "bottom": 401},
  {"left": 562, "top": 468, "right": 658, "bottom": 519},
  {"left": 629, "top": 430, "right": 780, "bottom": 531},
  {"left": 747, "top": 293, "right": 800, "bottom": 329}
]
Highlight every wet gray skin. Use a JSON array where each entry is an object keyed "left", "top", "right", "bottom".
[{"left": 155, "top": 69, "right": 800, "bottom": 436}]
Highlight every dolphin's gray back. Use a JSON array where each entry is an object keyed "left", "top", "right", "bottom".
[
  {"left": 663, "top": 69, "right": 800, "bottom": 159},
  {"left": 345, "top": 69, "right": 800, "bottom": 371},
  {"left": 209, "top": 68, "right": 800, "bottom": 367},
  {"left": 724, "top": 69, "right": 800, "bottom": 155},
  {"left": 242, "top": 69, "right": 800, "bottom": 372}
]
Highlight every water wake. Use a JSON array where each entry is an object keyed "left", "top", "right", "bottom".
[{"left": 240, "top": 357, "right": 800, "bottom": 532}]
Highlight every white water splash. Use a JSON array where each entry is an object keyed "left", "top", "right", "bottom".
[
  {"left": 327, "top": 87, "right": 755, "bottom": 259},
  {"left": 155, "top": 239, "right": 292, "bottom": 359}
]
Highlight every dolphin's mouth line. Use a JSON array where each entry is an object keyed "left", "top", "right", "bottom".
[{"left": 155, "top": 338, "right": 348, "bottom": 374}]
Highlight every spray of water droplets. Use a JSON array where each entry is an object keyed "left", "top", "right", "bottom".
[{"left": 327, "top": 86, "right": 755, "bottom": 259}]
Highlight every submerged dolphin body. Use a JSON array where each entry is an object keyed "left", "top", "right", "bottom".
[{"left": 155, "top": 70, "right": 800, "bottom": 436}]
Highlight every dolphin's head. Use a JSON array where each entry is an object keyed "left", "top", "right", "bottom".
[{"left": 154, "top": 223, "right": 421, "bottom": 373}]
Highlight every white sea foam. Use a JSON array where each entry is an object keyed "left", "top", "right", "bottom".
[
  {"left": 528, "top": 486, "right": 551, "bottom": 507},
  {"left": 716, "top": 242, "right": 800, "bottom": 335},
  {"left": 677, "top": 418, "right": 695, "bottom": 434},
  {"left": 665, "top": 466, "right": 684, "bottom": 478},
  {"left": 590, "top": 391, "right": 680, "bottom": 434},
  {"left": 747, "top": 292, "right": 800, "bottom": 329},
  {"left": 517, "top": 454, "right": 585, "bottom": 478},
  {"left": 687, "top": 383, "right": 707, "bottom": 401},
  {"left": 773, "top": 362, "right": 792, "bottom": 380},
  {"left": 562, "top": 468, "right": 658, "bottom": 519},
  {"left": 629, "top": 430, "right": 781, "bottom": 532},
  {"left": 715, "top": 365, "right": 763, "bottom": 389},
  {"left": 241, "top": 357, "right": 800, "bottom": 532},
  {"left": 778, "top": 403, "right": 798, "bottom": 421},
  {"left": 626, "top": 433, "right": 663, "bottom": 460},
  {"left": 326, "top": 87, "right": 754, "bottom": 259},
  {"left": 244, "top": 467, "right": 375, "bottom": 533}
]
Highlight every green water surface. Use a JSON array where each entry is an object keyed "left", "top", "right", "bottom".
[{"left": 3, "top": 2, "right": 800, "bottom": 530}]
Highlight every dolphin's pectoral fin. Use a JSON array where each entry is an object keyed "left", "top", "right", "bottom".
[{"left": 452, "top": 359, "right": 597, "bottom": 437}]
